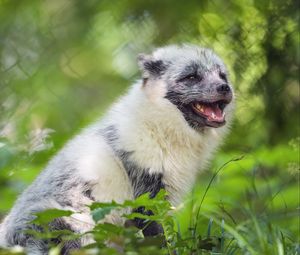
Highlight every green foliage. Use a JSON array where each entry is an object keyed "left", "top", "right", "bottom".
[
  {"left": 0, "top": 0, "right": 299, "bottom": 254},
  {"left": 1, "top": 164, "right": 298, "bottom": 254},
  {"left": 31, "top": 209, "right": 73, "bottom": 225}
]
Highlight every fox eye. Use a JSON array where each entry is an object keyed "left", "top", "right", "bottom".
[
  {"left": 180, "top": 74, "right": 201, "bottom": 82},
  {"left": 187, "top": 75, "right": 197, "bottom": 80},
  {"left": 219, "top": 72, "right": 227, "bottom": 82}
]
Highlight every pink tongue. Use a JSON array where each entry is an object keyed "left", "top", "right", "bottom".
[{"left": 203, "top": 104, "right": 224, "bottom": 122}]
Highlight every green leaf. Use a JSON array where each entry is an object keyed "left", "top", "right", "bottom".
[
  {"left": 31, "top": 209, "right": 73, "bottom": 225},
  {"left": 91, "top": 206, "right": 117, "bottom": 222},
  {"left": 198, "top": 237, "right": 220, "bottom": 251},
  {"left": 89, "top": 200, "right": 120, "bottom": 211},
  {"left": 93, "top": 223, "right": 124, "bottom": 235}
]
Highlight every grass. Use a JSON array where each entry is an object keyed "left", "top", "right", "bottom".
[{"left": 0, "top": 145, "right": 298, "bottom": 255}]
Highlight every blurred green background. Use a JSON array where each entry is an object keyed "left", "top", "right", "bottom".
[{"left": 0, "top": 0, "right": 299, "bottom": 250}]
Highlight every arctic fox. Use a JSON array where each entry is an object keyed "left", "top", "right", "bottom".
[{"left": 0, "top": 44, "right": 234, "bottom": 254}]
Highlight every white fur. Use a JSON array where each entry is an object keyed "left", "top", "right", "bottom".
[{"left": 69, "top": 131, "right": 134, "bottom": 203}]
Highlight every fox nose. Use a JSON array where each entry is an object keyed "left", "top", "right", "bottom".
[{"left": 217, "top": 84, "right": 231, "bottom": 94}]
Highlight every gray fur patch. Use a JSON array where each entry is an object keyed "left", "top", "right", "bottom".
[
  {"left": 2, "top": 156, "right": 94, "bottom": 253},
  {"left": 101, "top": 125, "right": 165, "bottom": 198},
  {"left": 6, "top": 218, "right": 81, "bottom": 255}
]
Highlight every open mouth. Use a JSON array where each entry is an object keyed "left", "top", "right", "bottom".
[{"left": 191, "top": 100, "right": 228, "bottom": 127}]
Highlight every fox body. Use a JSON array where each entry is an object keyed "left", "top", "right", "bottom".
[{"left": 0, "top": 44, "right": 234, "bottom": 254}]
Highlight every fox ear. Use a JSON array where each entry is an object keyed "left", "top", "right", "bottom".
[{"left": 138, "top": 53, "right": 166, "bottom": 77}]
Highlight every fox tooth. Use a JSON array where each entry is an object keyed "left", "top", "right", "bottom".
[
  {"left": 196, "top": 104, "right": 204, "bottom": 112},
  {"left": 212, "top": 113, "right": 216, "bottom": 118}
]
